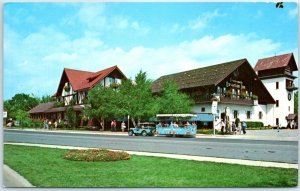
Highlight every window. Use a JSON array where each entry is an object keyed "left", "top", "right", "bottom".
[
  {"left": 234, "top": 110, "right": 238, "bottom": 119},
  {"left": 276, "top": 82, "right": 279, "bottom": 89},
  {"left": 276, "top": 100, "right": 279, "bottom": 107},
  {"left": 201, "top": 107, "right": 205, "bottom": 112},
  {"left": 276, "top": 118, "right": 279, "bottom": 126},
  {"left": 246, "top": 111, "right": 251, "bottom": 119},
  {"left": 259, "top": 111, "right": 263, "bottom": 119},
  {"left": 217, "top": 86, "right": 221, "bottom": 94}
]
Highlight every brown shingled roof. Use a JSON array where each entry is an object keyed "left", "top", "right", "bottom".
[
  {"left": 28, "top": 102, "right": 55, "bottom": 114},
  {"left": 254, "top": 53, "right": 298, "bottom": 72},
  {"left": 152, "top": 59, "right": 247, "bottom": 93}
]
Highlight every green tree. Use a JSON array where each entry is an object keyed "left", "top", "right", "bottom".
[
  {"left": 40, "top": 95, "right": 53, "bottom": 103},
  {"left": 65, "top": 106, "right": 77, "bottom": 129},
  {"left": 4, "top": 93, "right": 40, "bottom": 119},
  {"left": 158, "top": 80, "right": 194, "bottom": 114},
  {"left": 15, "top": 109, "right": 31, "bottom": 129},
  {"left": 84, "top": 85, "right": 119, "bottom": 130},
  {"left": 294, "top": 91, "right": 298, "bottom": 114},
  {"left": 118, "top": 71, "right": 158, "bottom": 127}
]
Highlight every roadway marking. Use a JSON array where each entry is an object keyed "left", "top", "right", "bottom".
[{"left": 4, "top": 142, "right": 298, "bottom": 169}]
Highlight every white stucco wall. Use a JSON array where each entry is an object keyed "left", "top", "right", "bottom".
[
  {"left": 192, "top": 103, "right": 265, "bottom": 122},
  {"left": 192, "top": 102, "right": 270, "bottom": 130},
  {"left": 62, "top": 82, "right": 74, "bottom": 105},
  {"left": 261, "top": 77, "right": 295, "bottom": 127}
]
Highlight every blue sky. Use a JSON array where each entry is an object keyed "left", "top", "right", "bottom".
[{"left": 4, "top": 2, "right": 299, "bottom": 100}]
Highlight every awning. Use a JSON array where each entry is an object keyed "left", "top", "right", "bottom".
[
  {"left": 191, "top": 113, "right": 214, "bottom": 122},
  {"left": 286, "top": 114, "right": 297, "bottom": 120}
]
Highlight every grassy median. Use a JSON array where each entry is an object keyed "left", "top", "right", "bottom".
[{"left": 4, "top": 144, "right": 298, "bottom": 187}]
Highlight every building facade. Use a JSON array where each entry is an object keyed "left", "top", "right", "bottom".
[
  {"left": 152, "top": 53, "right": 298, "bottom": 128},
  {"left": 254, "top": 53, "right": 298, "bottom": 127},
  {"left": 29, "top": 65, "right": 127, "bottom": 124}
]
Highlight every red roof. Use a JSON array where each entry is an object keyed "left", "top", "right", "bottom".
[
  {"left": 64, "top": 68, "right": 94, "bottom": 91},
  {"left": 254, "top": 53, "right": 298, "bottom": 72},
  {"left": 61, "top": 65, "right": 126, "bottom": 92}
]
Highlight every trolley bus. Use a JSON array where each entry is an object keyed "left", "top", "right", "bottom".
[{"left": 155, "top": 114, "right": 197, "bottom": 137}]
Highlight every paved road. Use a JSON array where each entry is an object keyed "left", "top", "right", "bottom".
[{"left": 4, "top": 130, "right": 298, "bottom": 164}]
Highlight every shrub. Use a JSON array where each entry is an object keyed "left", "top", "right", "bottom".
[
  {"left": 54, "top": 101, "right": 65, "bottom": 108},
  {"left": 245, "top": 121, "right": 264, "bottom": 128},
  {"left": 63, "top": 149, "right": 131, "bottom": 162},
  {"left": 64, "top": 85, "right": 70, "bottom": 92},
  {"left": 251, "top": 95, "right": 258, "bottom": 100}
]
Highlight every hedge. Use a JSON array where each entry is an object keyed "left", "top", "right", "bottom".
[{"left": 245, "top": 121, "right": 264, "bottom": 128}]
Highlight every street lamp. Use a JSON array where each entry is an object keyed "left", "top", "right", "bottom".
[{"left": 127, "top": 115, "right": 130, "bottom": 131}]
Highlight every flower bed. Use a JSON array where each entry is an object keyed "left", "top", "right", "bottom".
[{"left": 63, "top": 149, "right": 131, "bottom": 162}]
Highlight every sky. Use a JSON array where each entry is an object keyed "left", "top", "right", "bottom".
[{"left": 3, "top": 2, "right": 299, "bottom": 100}]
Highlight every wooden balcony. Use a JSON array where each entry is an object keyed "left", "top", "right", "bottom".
[
  {"left": 220, "top": 97, "right": 257, "bottom": 106},
  {"left": 194, "top": 93, "right": 257, "bottom": 106}
]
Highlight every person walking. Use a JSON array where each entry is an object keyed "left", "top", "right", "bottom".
[
  {"left": 121, "top": 121, "right": 126, "bottom": 132},
  {"left": 238, "top": 122, "right": 242, "bottom": 135},
  {"left": 43, "top": 119, "right": 47, "bottom": 130},
  {"left": 54, "top": 120, "right": 58, "bottom": 130},
  {"left": 241, "top": 121, "right": 247, "bottom": 134},
  {"left": 113, "top": 120, "right": 117, "bottom": 131},
  {"left": 48, "top": 120, "right": 52, "bottom": 130},
  {"left": 221, "top": 120, "right": 225, "bottom": 134},
  {"left": 232, "top": 122, "right": 237, "bottom": 134},
  {"left": 111, "top": 120, "right": 114, "bottom": 132}
]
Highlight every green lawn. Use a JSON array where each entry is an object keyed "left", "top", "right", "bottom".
[{"left": 4, "top": 144, "right": 298, "bottom": 187}]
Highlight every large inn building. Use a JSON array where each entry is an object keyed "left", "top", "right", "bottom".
[
  {"left": 29, "top": 53, "right": 298, "bottom": 128},
  {"left": 152, "top": 53, "right": 298, "bottom": 128}
]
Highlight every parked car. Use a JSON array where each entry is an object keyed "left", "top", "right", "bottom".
[{"left": 128, "top": 122, "right": 156, "bottom": 136}]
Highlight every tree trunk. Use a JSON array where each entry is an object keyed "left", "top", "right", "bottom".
[
  {"left": 138, "top": 118, "right": 141, "bottom": 126},
  {"left": 97, "top": 118, "right": 104, "bottom": 131},
  {"left": 131, "top": 118, "right": 137, "bottom": 127}
]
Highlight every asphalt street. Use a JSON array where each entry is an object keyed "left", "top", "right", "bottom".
[{"left": 4, "top": 129, "right": 298, "bottom": 163}]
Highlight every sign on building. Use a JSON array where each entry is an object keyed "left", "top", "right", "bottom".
[
  {"left": 3, "top": 112, "right": 7, "bottom": 118},
  {"left": 211, "top": 101, "right": 218, "bottom": 115}
]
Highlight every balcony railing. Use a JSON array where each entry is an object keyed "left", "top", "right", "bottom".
[
  {"left": 286, "top": 84, "right": 298, "bottom": 91},
  {"left": 193, "top": 93, "right": 258, "bottom": 106}
]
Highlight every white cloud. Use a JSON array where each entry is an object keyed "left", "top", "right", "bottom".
[
  {"left": 189, "top": 9, "right": 223, "bottom": 31},
  {"left": 165, "top": 9, "right": 224, "bottom": 33},
  {"left": 73, "top": 4, "right": 149, "bottom": 34},
  {"left": 77, "top": 3, "right": 106, "bottom": 29},
  {"left": 288, "top": 6, "right": 298, "bottom": 19},
  {"left": 5, "top": 21, "right": 291, "bottom": 99}
]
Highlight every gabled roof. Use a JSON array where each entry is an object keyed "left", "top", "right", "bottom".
[
  {"left": 152, "top": 58, "right": 275, "bottom": 104},
  {"left": 28, "top": 102, "right": 56, "bottom": 114},
  {"left": 64, "top": 68, "right": 94, "bottom": 91},
  {"left": 76, "top": 65, "right": 126, "bottom": 91},
  {"left": 152, "top": 59, "right": 246, "bottom": 93},
  {"left": 56, "top": 65, "right": 127, "bottom": 95},
  {"left": 254, "top": 53, "right": 298, "bottom": 72}
]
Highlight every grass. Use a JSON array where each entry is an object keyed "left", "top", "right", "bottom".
[{"left": 4, "top": 144, "right": 298, "bottom": 188}]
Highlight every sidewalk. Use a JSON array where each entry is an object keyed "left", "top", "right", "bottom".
[
  {"left": 3, "top": 165, "right": 34, "bottom": 187},
  {"left": 5, "top": 127, "right": 299, "bottom": 141}
]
